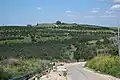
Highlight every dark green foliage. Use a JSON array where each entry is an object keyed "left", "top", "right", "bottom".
[
  {"left": 74, "top": 51, "right": 81, "bottom": 62},
  {"left": 0, "top": 67, "right": 12, "bottom": 80},
  {"left": 109, "top": 48, "right": 118, "bottom": 56},
  {"left": 27, "top": 24, "right": 32, "bottom": 27},
  {"left": 74, "top": 42, "right": 97, "bottom": 61},
  {"left": 56, "top": 21, "right": 61, "bottom": 25},
  {"left": 0, "top": 24, "right": 116, "bottom": 60}
]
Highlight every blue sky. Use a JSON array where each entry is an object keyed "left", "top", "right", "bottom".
[{"left": 0, "top": 0, "right": 120, "bottom": 26}]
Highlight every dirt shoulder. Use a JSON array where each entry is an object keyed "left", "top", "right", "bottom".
[
  {"left": 41, "top": 67, "right": 67, "bottom": 80},
  {"left": 41, "top": 71, "right": 66, "bottom": 80}
]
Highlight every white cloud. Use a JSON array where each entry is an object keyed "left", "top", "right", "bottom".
[
  {"left": 111, "top": 4, "right": 120, "bottom": 10},
  {"left": 113, "top": 0, "right": 120, "bottom": 3},
  {"left": 37, "top": 7, "right": 42, "bottom": 10},
  {"left": 65, "top": 11, "right": 73, "bottom": 14},
  {"left": 91, "top": 10, "right": 99, "bottom": 13},
  {"left": 97, "top": 0, "right": 108, "bottom": 1},
  {"left": 100, "top": 15, "right": 116, "bottom": 18},
  {"left": 84, "top": 16, "right": 95, "bottom": 18},
  {"left": 66, "top": 14, "right": 79, "bottom": 21},
  {"left": 67, "top": 14, "right": 74, "bottom": 17},
  {"left": 65, "top": 10, "right": 75, "bottom": 17},
  {"left": 90, "top": 8, "right": 100, "bottom": 13},
  {"left": 92, "top": 8, "right": 100, "bottom": 10},
  {"left": 106, "top": 10, "right": 115, "bottom": 14}
]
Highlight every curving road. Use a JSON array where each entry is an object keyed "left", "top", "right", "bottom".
[{"left": 66, "top": 62, "right": 110, "bottom": 80}]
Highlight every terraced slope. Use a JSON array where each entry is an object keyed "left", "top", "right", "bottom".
[{"left": 0, "top": 24, "right": 116, "bottom": 58}]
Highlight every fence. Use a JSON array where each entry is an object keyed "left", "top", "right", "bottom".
[
  {"left": 8, "top": 70, "right": 38, "bottom": 80},
  {"left": 28, "top": 69, "right": 51, "bottom": 80},
  {"left": 8, "top": 64, "right": 52, "bottom": 80}
]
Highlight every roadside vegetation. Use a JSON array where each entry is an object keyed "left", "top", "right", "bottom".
[
  {"left": 86, "top": 56, "right": 120, "bottom": 78},
  {"left": 0, "top": 67, "right": 12, "bottom": 80},
  {"left": 0, "top": 57, "right": 51, "bottom": 79}
]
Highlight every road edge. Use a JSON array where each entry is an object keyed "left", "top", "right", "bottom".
[{"left": 84, "top": 67, "right": 120, "bottom": 80}]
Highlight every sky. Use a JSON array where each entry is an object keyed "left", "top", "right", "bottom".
[{"left": 0, "top": 0, "right": 120, "bottom": 26}]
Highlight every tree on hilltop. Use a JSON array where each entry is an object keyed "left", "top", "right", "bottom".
[{"left": 56, "top": 21, "right": 61, "bottom": 25}]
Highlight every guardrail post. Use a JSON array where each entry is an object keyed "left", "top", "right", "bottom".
[
  {"left": 26, "top": 75, "right": 30, "bottom": 80},
  {"left": 35, "top": 76, "right": 41, "bottom": 80}
]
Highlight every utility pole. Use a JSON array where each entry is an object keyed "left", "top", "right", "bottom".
[{"left": 117, "top": 20, "right": 120, "bottom": 62}]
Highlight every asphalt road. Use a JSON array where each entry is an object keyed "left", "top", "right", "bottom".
[{"left": 66, "top": 62, "right": 109, "bottom": 80}]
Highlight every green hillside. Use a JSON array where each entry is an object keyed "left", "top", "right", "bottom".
[{"left": 0, "top": 24, "right": 116, "bottom": 60}]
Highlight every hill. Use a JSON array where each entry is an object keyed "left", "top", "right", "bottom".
[{"left": 0, "top": 24, "right": 116, "bottom": 60}]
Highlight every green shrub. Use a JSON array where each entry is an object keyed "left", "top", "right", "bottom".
[
  {"left": 0, "top": 58, "right": 45, "bottom": 78},
  {"left": 0, "top": 67, "right": 12, "bottom": 80},
  {"left": 86, "top": 56, "right": 120, "bottom": 78}
]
